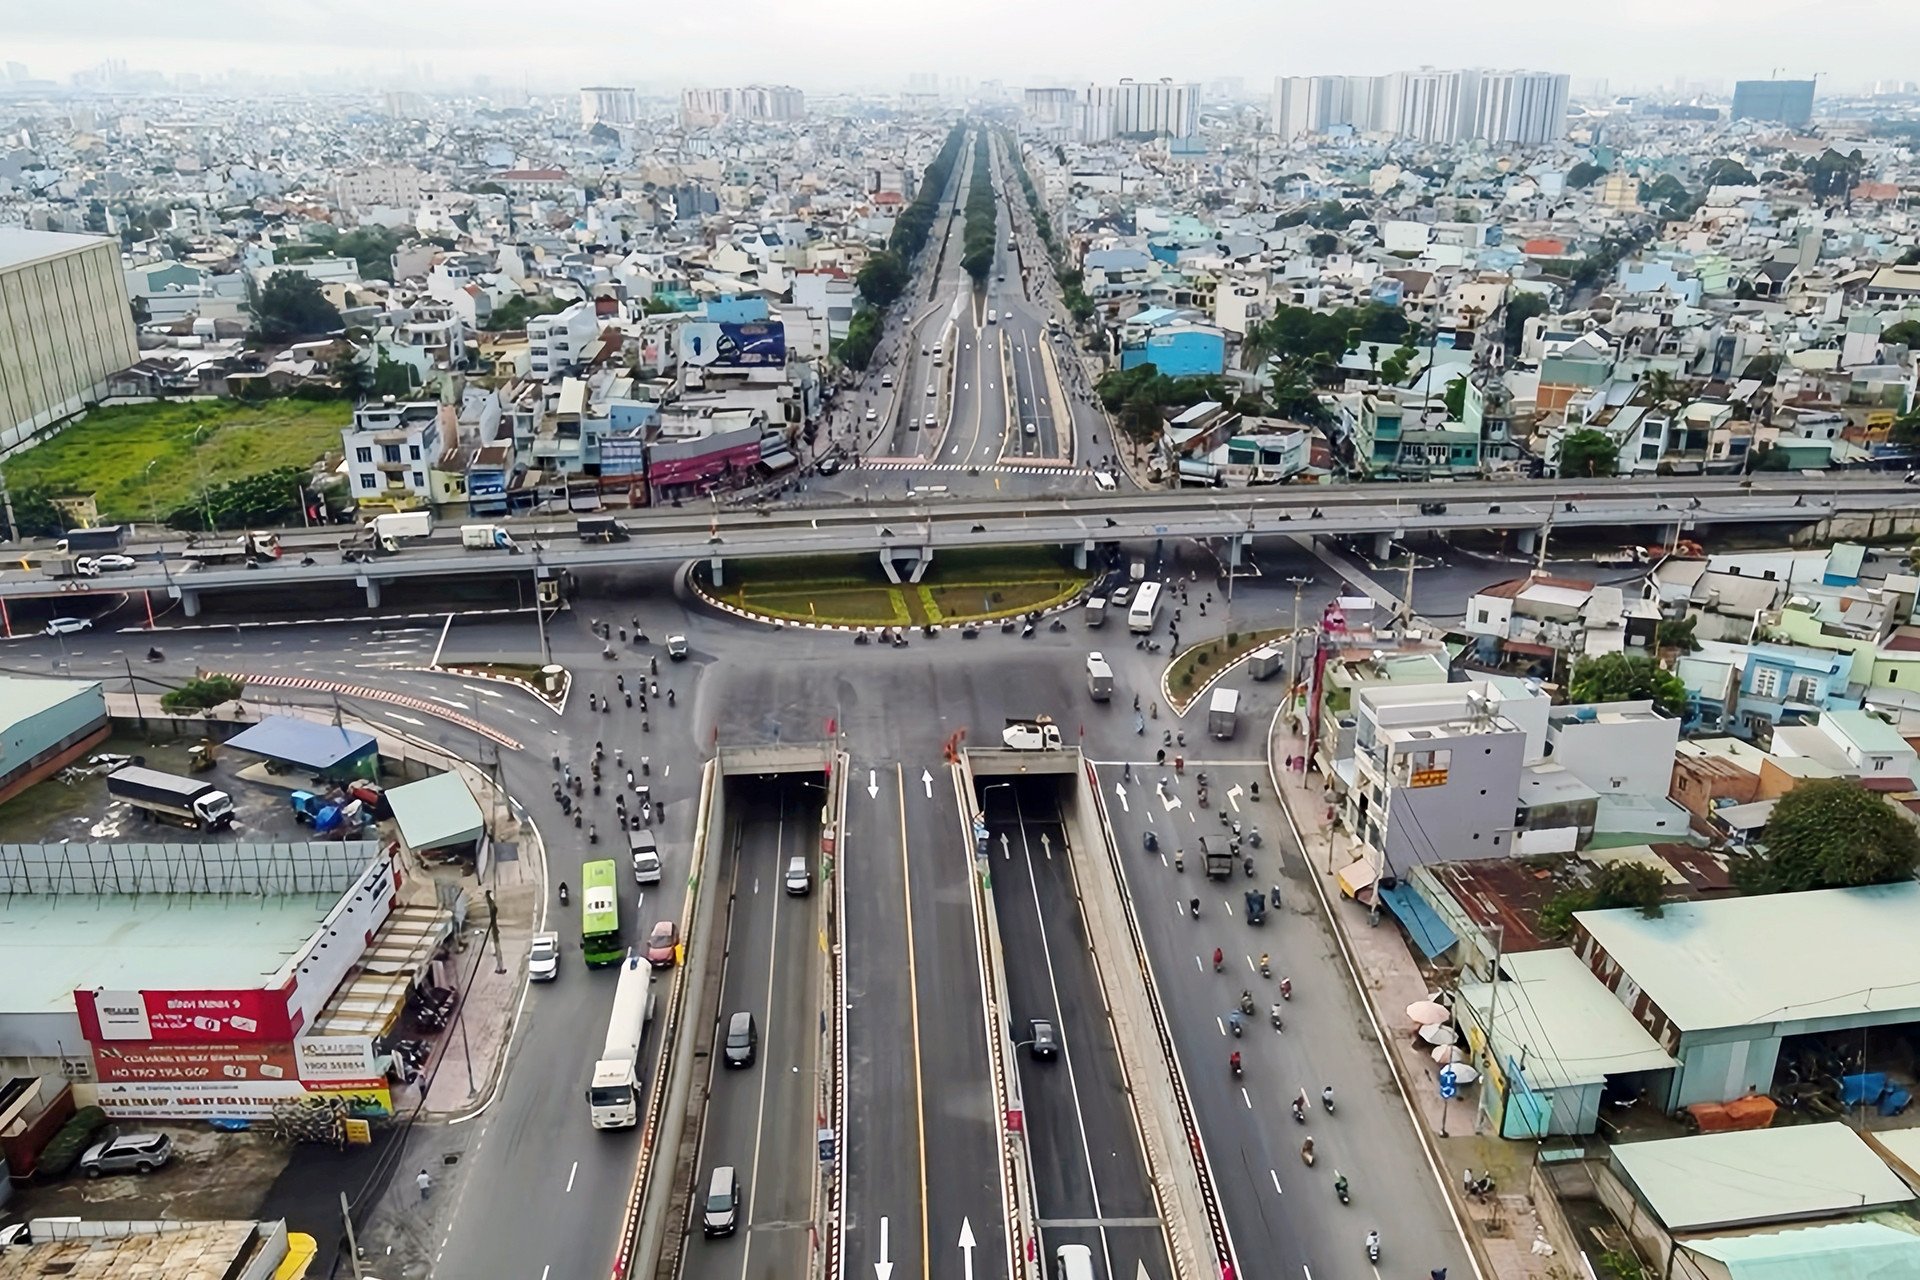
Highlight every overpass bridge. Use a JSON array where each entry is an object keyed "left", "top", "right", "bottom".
[{"left": 2, "top": 475, "right": 1908, "bottom": 616}]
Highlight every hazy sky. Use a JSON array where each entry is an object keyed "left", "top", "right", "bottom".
[{"left": 8, "top": 0, "right": 1915, "bottom": 91}]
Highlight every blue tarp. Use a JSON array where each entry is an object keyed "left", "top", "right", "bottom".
[
  {"left": 1377, "top": 882, "right": 1459, "bottom": 961},
  {"left": 227, "top": 716, "right": 378, "bottom": 773}
]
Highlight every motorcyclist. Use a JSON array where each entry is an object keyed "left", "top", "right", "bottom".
[
  {"left": 1259, "top": 953, "right": 1271, "bottom": 976},
  {"left": 1280, "top": 976, "right": 1293, "bottom": 999},
  {"left": 1229, "top": 1050, "right": 1241, "bottom": 1074},
  {"left": 1239, "top": 989, "right": 1254, "bottom": 1015},
  {"left": 558, "top": 881, "right": 569, "bottom": 901},
  {"left": 1366, "top": 1230, "right": 1380, "bottom": 1256},
  {"left": 1270, "top": 1002, "right": 1283, "bottom": 1026},
  {"left": 1335, "top": 1172, "right": 1349, "bottom": 1200},
  {"left": 1212, "top": 947, "right": 1223, "bottom": 972},
  {"left": 1190, "top": 897, "right": 1200, "bottom": 917},
  {"left": 1323, "top": 1085, "right": 1336, "bottom": 1111}
]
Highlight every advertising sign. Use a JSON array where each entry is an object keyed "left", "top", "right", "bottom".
[
  {"left": 77, "top": 986, "right": 300, "bottom": 1044},
  {"left": 295, "top": 1036, "right": 381, "bottom": 1084},
  {"left": 92, "top": 1040, "right": 300, "bottom": 1083},
  {"left": 95, "top": 1080, "right": 393, "bottom": 1121},
  {"left": 678, "top": 320, "right": 787, "bottom": 368}
]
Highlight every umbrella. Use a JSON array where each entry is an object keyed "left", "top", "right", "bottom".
[
  {"left": 1431, "top": 1044, "right": 1468, "bottom": 1064},
  {"left": 1407, "top": 1000, "right": 1450, "bottom": 1025},
  {"left": 1444, "top": 1063, "right": 1481, "bottom": 1085},
  {"left": 1419, "top": 1023, "right": 1460, "bottom": 1046}
]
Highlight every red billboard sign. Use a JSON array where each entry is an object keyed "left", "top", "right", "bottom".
[
  {"left": 76, "top": 986, "right": 301, "bottom": 1045},
  {"left": 91, "top": 1040, "right": 300, "bottom": 1083}
]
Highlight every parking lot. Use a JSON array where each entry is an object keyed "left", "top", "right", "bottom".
[{"left": 2, "top": 1123, "right": 291, "bottom": 1222}]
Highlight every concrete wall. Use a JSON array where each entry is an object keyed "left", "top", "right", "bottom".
[
  {"left": 0, "top": 234, "right": 141, "bottom": 453},
  {"left": 1383, "top": 729, "right": 1527, "bottom": 867}
]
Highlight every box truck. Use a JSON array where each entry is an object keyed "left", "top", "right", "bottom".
[
  {"left": 1002, "top": 716, "right": 1064, "bottom": 751},
  {"left": 460, "top": 524, "right": 517, "bottom": 551},
  {"left": 1208, "top": 688, "right": 1240, "bottom": 740},
  {"left": 108, "top": 766, "right": 236, "bottom": 831},
  {"left": 1247, "top": 646, "right": 1283, "bottom": 681},
  {"left": 1083, "top": 596, "right": 1108, "bottom": 628},
  {"left": 55, "top": 526, "right": 127, "bottom": 555},
  {"left": 1086, "top": 654, "right": 1114, "bottom": 702}
]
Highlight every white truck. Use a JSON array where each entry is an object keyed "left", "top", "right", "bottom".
[
  {"left": 1002, "top": 716, "right": 1064, "bottom": 751},
  {"left": 354, "top": 511, "right": 434, "bottom": 554},
  {"left": 587, "top": 953, "right": 657, "bottom": 1129},
  {"left": 1084, "top": 596, "right": 1108, "bottom": 628},
  {"left": 460, "top": 524, "right": 517, "bottom": 551},
  {"left": 1208, "top": 688, "right": 1240, "bottom": 740},
  {"left": 108, "top": 766, "right": 236, "bottom": 831},
  {"left": 1247, "top": 646, "right": 1283, "bottom": 681},
  {"left": 1086, "top": 654, "right": 1114, "bottom": 702}
]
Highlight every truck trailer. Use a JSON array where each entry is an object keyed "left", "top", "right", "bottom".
[
  {"left": 107, "top": 766, "right": 236, "bottom": 831},
  {"left": 587, "top": 953, "right": 657, "bottom": 1129}
]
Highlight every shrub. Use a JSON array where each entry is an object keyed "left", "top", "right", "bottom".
[{"left": 36, "top": 1105, "right": 109, "bottom": 1180}]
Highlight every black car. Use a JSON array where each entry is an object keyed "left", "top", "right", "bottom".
[
  {"left": 1028, "top": 1018, "right": 1059, "bottom": 1060},
  {"left": 817, "top": 456, "right": 842, "bottom": 476}
]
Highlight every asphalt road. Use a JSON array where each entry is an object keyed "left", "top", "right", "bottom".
[
  {"left": 982, "top": 776, "right": 1170, "bottom": 1280},
  {"left": 684, "top": 777, "right": 823, "bottom": 1280}
]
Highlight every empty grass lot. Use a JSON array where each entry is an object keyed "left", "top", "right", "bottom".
[
  {"left": 707, "top": 547, "right": 1094, "bottom": 626},
  {"left": 0, "top": 400, "right": 348, "bottom": 523}
]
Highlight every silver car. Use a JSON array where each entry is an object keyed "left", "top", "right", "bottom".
[
  {"left": 80, "top": 1131, "right": 173, "bottom": 1176},
  {"left": 529, "top": 931, "right": 560, "bottom": 982}
]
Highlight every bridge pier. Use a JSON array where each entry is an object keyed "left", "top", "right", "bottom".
[
  {"left": 364, "top": 580, "right": 382, "bottom": 609},
  {"left": 708, "top": 556, "right": 724, "bottom": 588},
  {"left": 1372, "top": 531, "right": 1393, "bottom": 561},
  {"left": 878, "top": 545, "right": 933, "bottom": 584},
  {"left": 1225, "top": 533, "right": 1247, "bottom": 567},
  {"left": 179, "top": 588, "right": 201, "bottom": 618},
  {"left": 1515, "top": 527, "right": 1538, "bottom": 556},
  {"left": 1073, "top": 539, "right": 1094, "bottom": 572}
]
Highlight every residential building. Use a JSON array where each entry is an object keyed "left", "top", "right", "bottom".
[
  {"left": 1022, "top": 88, "right": 1080, "bottom": 131},
  {"left": 334, "top": 165, "right": 425, "bottom": 213},
  {"left": 0, "top": 229, "right": 139, "bottom": 452},
  {"left": 680, "top": 86, "right": 805, "bottom": 126},
  {"left": 1116, "top": 313, "right": 1225, "bottom": 378},
  {"left": 579, "top": 86, "right": 638, "bottom": 128},
  {"left": 1472, "top": 71, "right": 1570, "bottom": 144},
  {"left": 1816, "top": 709, "right": 1920, "bottom": 789},
  {"left": 1082, "top": 80, "right": 1200, "bottom": 142},
  {"left": 1731, "top": 79, "right": 1815, "bottom": 127},
  {"left": 492, "top": 169, "right": 571, "bottom": 198},
  {"left": 1395, "top": 68, "right": 1479, "bottom": 143},
  {"left": 1735, "top": 642, "right": 1855, "bottom": 740},
  {"left": 341, "top": 398, "right": 445, "bottom": 508},
  {"left": 526, "top": 302, "right": 602, "bottom": 379}
]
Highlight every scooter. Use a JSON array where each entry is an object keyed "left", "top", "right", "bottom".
[
  {"left": 1271, "top": 1006, "right": 1284, "bottom": 1032},
  {"left": 1291, "top": 1098, "right": 1306, "bottom": 1123},
  {"left": 1335, "top": 1176, "right": 1350, "bottom": 1205},
  {"left": 1230, "top": 1054, "right": 1242, "bottom": 1078},
  {"left": 146, "top": 647, "right": 164, "bottom": 662},
  {"left": 1365, "top": 1235, "right": 1380, "bottom": 1265},
  {"left": 1229, "top": 1012, "right": 1243, "bottom": 1038},
  {"left": 1280, "top": 977, "right": 1293, "bottom": 1000},
  {"left": 558, "top": 883, "right": 570, "bottom": 905},
  {"left": 1249, "top": 828, "right": 1263, "bottom": 848}
]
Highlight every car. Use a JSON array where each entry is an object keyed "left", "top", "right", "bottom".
[
  {"left": 723, "top": 1011, "right": 757, "bottom": 1067},
  {"left": 817, "top": 456, "right": 842, "bottom": 476},
  {"left": 920, "top": 345, "right": 929, "bottom": 356},
  {"left": 922, "top": 414, "right": 936, "bottom": 429},
  {"left": 702, "top": 1165, "right": 740, "bottom": 1237},
  {"left": 925, "top": 384, "right": 936, "bottom": 397},
  {"left": 630, "top": 830, "right": 662, "bottom": 884},
  {"left": 80, "top": 1131, "right": 173, "bottom": 1177},
  {"left": 784, "top": 855, "right": 812, "bottom": 896},
  {"left": 528, "top": 931, "right": 560, "bottom": 981},
  {"left": 881, "top": 373, "right": 894, "bottom": 387},
  {"left": 1109, "top": 586, "right": 1132, "bottom": 607},
  {"left": 88, "top": 553, "right": 136, "bottom": 572},
  {"left": 864, "top": 408, "right": 877, "bottom": 422},
  {"left": 1029, "top": 1018, "right": 1059, "bottom": 1061},
  {"left": 646, "top": 919, "right": 679, "bottom": 967},
  {"left": 1024, "top": 422, "right": 1037, "bottom": 436},
  {"left": 666, "top": 634, "right": 689, "bottom": 661},
  {"left": 44, "top": 617, "right": 92, "bottom": 635}
]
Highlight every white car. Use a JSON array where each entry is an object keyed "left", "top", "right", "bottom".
[
  {"left": 863, "top": 408, "right": 877, "bottom": 422},
  {"left": 1024, "top": 423, "right": 1037, "bottom": 436},
  {"left": 87, "top": 554, "right": 136, "bottom": 572},
  {"left": 45, "top": 617, "right": 92, "bottom": 635},
  {"left": 666, "top": 634, "right": 689, "bottom": 661},
  {"left": 529, "top": 931, "right": 560, "bottom": 982},
  {"left": 922, "top": 414, "right": 936, "bottom": 429},
  {"left": 925, "top": 385, "right": 936, "bottom": 397}
]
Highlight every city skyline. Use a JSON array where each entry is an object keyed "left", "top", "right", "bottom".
[{"left": 4, "top": 0, "right": 1912, "bottom": 93}]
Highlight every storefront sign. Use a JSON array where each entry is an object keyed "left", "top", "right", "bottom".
[
  {"left": 92, "top": 1040, "right": 299, "bottom": 1083},
  {"left": 77, "top": 986, "right": 300, "bottom": 1044},
  {"left": 295, "top": 1036, "right": 380, "bottom": 1083},
  {"left": 95, "top": 1079, "right": 392, "bottom": 1120}
]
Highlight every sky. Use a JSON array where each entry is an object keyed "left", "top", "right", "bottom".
[{"left": 7, "top": 0, "right": 1918, "bottom": 93}]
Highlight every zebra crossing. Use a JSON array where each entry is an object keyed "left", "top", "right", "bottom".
[{"left": 211, "top": 671, "right": 524, "bottom": 750}]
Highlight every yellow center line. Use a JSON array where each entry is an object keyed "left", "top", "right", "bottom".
[{"left": 895, "top": 760, "right": 930, "bottom": 1280}]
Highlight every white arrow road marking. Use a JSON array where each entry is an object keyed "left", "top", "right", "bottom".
[
  {"left": 1113, "top": 781, "right": 1129, "bottom": 812},
  {"left": 958, "top": 1219, "right": 976, "bottom": 1280},
  {"left": 1228, "top": 784, "right": 1244, "bottom": 812},
  {"left": 921, "top": 769, "right": 933, "bottom": 799},
  {"left": 874, "top": 1216, "right": 892, "bottom": 1280},
  {"left": 868, "top": 770, "right": 880, "bottom": 799}
]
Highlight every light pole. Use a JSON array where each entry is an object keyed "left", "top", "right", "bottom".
[
  {"left": 143, "top": 459, "right": 161, "bottom": 528},
  {"left": 184, "top": 426, "right": 215, "bottom": 532}
]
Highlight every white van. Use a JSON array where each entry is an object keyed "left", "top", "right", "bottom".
[
  {"left": 988, "top": 309, "right": 998, "bottom": 324},
  {"left": 1055, "top": 1244, "right": 1094, "bottom": 1280}
]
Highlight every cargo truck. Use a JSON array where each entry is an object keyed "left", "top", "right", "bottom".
[
  {"left": 108, "top": 766, "right": 236, "bottom": 831},
  {"left": 587, "top": 953, "right": 658, "bottom": 1129},
  {"left": 1002, "top": 716, "right": 1063, "bottom": 751},
  {"left": 576, "top": 516, "right": 630, "bottom": 543},
  {"left": 182, "top": 531, "right": 282, "bottom": 566},
  {"left": 1247, "top": 646, "right": 1283, "bottom": 681},
  {"left": 460, "top": 524, "right": 518, "bottom": 551},
  {"left": 1208, "top": 688, "right": 1240, "bottom": 740},
  {"left": 1202, "top": 835, "right": 1234, "bottom": 879},
  {"left": 55, "top": 526, "right": 127, "bottom": 555},
  {"left": 1083, "top": 596, "right": 1108, "bottom": 628},
  {"left": 347, "top": 511, "right": 434, "bottom": 555},
  {"left": 1086, "top": 653, "right": 1114, "bottom": 702}
]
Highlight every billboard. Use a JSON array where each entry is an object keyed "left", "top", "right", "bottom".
[
  {"left": 77, "top": 986, "right": 301, "bottom": 1044},
  {"left": 295, "top": 1035, "right": 381, "bottom": 1084},
  {"left": 678, "top": 320, "right": 787, "bottom": 368},
  {"left": 94, "top": 1080, "right": 392, "bottom": 1121},
  {"left": 91, "top": 1040, "right": 300, "bottom": 1084}
]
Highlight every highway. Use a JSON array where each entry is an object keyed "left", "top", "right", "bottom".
[
  {"left": 982, "top": 776, "right": 1171, "bottom": 1280},
  {"left": 683, "top": 778, "right": 823, "bottom": 1280}
]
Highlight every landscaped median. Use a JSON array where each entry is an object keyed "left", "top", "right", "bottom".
[
  {"left": 694, "top": 547, "right": 1095, "bottom": 628},
  {"left": 1164, "top": 627, "right": 1292, "bottom": 712}
]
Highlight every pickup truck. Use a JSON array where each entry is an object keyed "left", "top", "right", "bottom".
[{"left": 1002, "top": 716, "right": 1063, "bottom": 751}]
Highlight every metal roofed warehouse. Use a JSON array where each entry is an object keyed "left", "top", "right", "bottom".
[
  {"left": 225, "top": 715, "right": 380, "bottom": 780},
  {"left": 1607, "top": 1123, "right": 1913, "bottom": 1233}
]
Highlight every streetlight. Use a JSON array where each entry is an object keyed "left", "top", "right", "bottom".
[
  {"left": 183, "top": 426, "right": 215, "bottom": 532},
  {"left": 143, "top": 459, "right": 161, "bottom": 528}
]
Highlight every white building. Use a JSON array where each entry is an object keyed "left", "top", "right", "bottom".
[
  {"left": 341, "top": 398, "right": 445, "bottom": 506},
  {"left": 1270, "top": 67, "right": 1566, "bottom": 144},
  {"left": 1473, "top": 71, "right": 1570, "bottom": 145},
  {"left": 526, "top": 301, "right": 603, "bottom": 379},
  {"left": 1396, "top": 68, "right": 1479, "bottom": 143},
  {"left": 1082, "top": 79, "right": 1200, "bottom": 142},
  {"left": 680, "top": 85, "right": 805, "bottom": 127},
  {"left": 0, "top": 229, "right": 140, "bottom": 452},
  {"left": 335, "top": 165, "right": 425, "bottom": 213},
  {"left": 580, "top": 86, "right": 638, "bottom": 128}
]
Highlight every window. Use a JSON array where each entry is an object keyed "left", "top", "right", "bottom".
[
  {"left": 358, "top": 473, "right": 378, "bottom": 490},
  {"left": 1476, "top": 609, "right": 1490, "bottom": 624},
  {"left": 409, "top": 445, "right": 422, "bottom": 461},
  {"left": 355, "top": 447, "right": 373, "bottom": 463},
  {"left": 1750, "top": 666, "right": 1780, "bottom": 698},
  {"left": 412, "top": 471, "right": 425, "bottom": 487},
  {"left": 1790, "top": 677, "right": 1819, "bottom": 703},
  {"left": 383, "top": 444, "right": 402, "bottom": 463}
]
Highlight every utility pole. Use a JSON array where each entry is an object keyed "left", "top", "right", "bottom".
[
  {"left": 340, "top": 1192, "right": 366, "bottom": 1280},
  {"left": 1402, "top": 549, "right": 1417, "bottom": 628},
  {"left": 0, "top": 477, "right": 15, "bottom": 544},
  {"left": 1478, "top": 922, "right": 1507, "bottom": 1136},
  {"left": 1534, "top": 513, "right": 1552, "bottom": 575},
  {"left": 125, "top": 657, "right": 144, "bottom": 728}
]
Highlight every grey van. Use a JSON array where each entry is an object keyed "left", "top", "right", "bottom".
[
  {"left": 702, "top": 1165, "right": 740, "bottom": 1236},
  {"left": 724, "top": 1012, "right": 757, "bottom": 1068},
  {"left": 784, "top": 855, "right": 811, "bottom": 896},
  {"left": 631, "top": 830, "right": 661, "bottom": 884}
]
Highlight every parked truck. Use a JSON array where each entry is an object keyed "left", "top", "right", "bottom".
[
  {"left": 1208, "top": 687, "right": 1240, "bottom": 740},
  {"left": 55, "top": 526, "right": 127, "bottom": 555},
  {"left": 1083, "top": 596, "right": 1108, "bottom": 628},
  {"left": 289, "top": 790, "right": 369, "bottom": 835},
  {"left": 108, "top": 766, "right": 236, "bottom": 831},
  {"left": 460, "top": 524, "right": 518, "bottom": 552},
  {"left": 587, "top": 953, "right": 657, "bottom": 1129},
  {"left": 1202, "top": 835, "right": 1234, "bottom": 879},
  {"left": 1086, "top": 653, "right": 1114, "bottom": 702},
  {"left": 1247, "top": 646, "right": 1283, "bottom": 681},
  {"left": 1002, "top": 716, "right": 1063, "bottom": 751}
]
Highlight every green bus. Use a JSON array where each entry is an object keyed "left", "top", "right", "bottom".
[{"left": 581, "top": 859, "right": 623, "bottom": 967}]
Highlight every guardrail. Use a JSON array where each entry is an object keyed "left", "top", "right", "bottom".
[{"left": 821, "top": 749, "right": 850, "bottom": 1280}]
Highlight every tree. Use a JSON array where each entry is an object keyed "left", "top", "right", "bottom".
[
  {"left": 1377, "top": 343, "right": 1418, "bottom": 387},
  {"left": 1701, "top": 157, "right": 1758, "bottom": 188},
  {"left": 1267, "top": 356, "right": 1328, "bottom": 424},
  {"left": 1306, "top": 232, "right": 1338, "bottom": 258},
  {"left": 1735, "top": 778, "right": 1920, "bottom": 895},
  {"left": 1566, "top": 161, "right": 1608, "bottom": 189},
  {"left": 1442, "top": 376, "right": 1467, "bottom": 420},
  {"left": 855, "top": 251, "right": 909, "bottom": 308},
  {"left": 249, "top": 270, "right": 342, "bottom": 342},
  {"left": 0, "top": 482, "right": 66, "bottom": 539},
  {"left": 1882, "top": 320, "right": 1920, "bottom": 349},
  {"left": 1568, "top": 653, "right": 1687, "bottom": 716},
  {"left": 1503, "top": 292, "right": 1549, "bottom": 352},
  {"left": 1742, "top": 352, "right": 1783, "bottom": 382},
  {"left": 332, "top": 226, "right": 406, "bottom": 281},
  {"left": 1538, "top": 860, "right": 1669, "bottom": 939},
  {"left": 371, "top": 355, "right": 416, "bottom": 397},
  {"left": 1655, "top": 616, "right": 1701, "bottom": 653},
  {"left": 1747, "top": 444, "right": 1792, "bottom": 472},
  {"left": 160, "top": 675, "right": 246, "bottom": 714},
  {"left": 1898, "top": 248, "right": 1920, "bottom": 267},
  {"left": 486, "top": 294, "right": 567, "bottom": 331},
  {"left": 832, "top": 309, "right": 882, "bottom": 371}
]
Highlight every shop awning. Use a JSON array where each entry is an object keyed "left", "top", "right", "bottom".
[
  {"left": 1337, "top": 857, "right": 1378, "bottom": 899},
  {"left": 1378, "top": 881, "right": 1459, "bottom": 960}
]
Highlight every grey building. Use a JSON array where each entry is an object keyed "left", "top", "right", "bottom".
[
  {"left": 1731, "top": 79, "right": 1815, "bottom": 126},
  {"left": 0, "top": 677, "right": 109, "bottom": 805},
  {"left": 0, "top": 229, "right": 140, "bottom": 452}
]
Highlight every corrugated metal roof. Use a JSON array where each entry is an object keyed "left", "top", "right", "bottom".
[
  {"left": 1614, "top": 1125, "right": 1913, "bottom": 1232},
  {"left": 1684, "top": 1221, "right": 1920, "bottom": 1279}
]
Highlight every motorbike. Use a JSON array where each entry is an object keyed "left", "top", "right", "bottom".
[
  {"left": 1291, "top": 1099, "right": 1306, "bottom": 1123},
  {"left": 1238, "top": 991, "right": 1255, "bottom": 1016},
  {"left": 1249, "top": 828, "right": 1263, "bottom": 848},
  {"left": 1143, "top": 830, "right": 1159, "bottom": 854},
  {"left": 1323, "top": 1089, "right": 1336, "bottom": 1114},
  {"left": 1335, "top": 1176, "right": 1350, "bottom": 1205},
  {"left": 1365, "top": 1235, "right": 1380, "bottom": 1265},
  {"left": 146, "top": 647, "right": 164, "bottom": 662},
  {"left": 1259, "top": 955, "right": 1271, "bottom": 979},
  {"left": 1301, "top": 1137, "right": 1316, "bottom": 1166},
  {"left": 1189, "top": 898, "right": 1200, "bottom": 918},
  {"left": 1230, "top": 1053, "right": 1242, "bottom": 1078},
  {"left": 1228, "top": 1012, "right": 1243, "bottom": 1038},
  {"left": 1244, "top": 856, "right": 1255, "bottom": 877},
  {"left": 558, "top": 883, "right": 570, "bottom": 905},
  {"left": 1270, "top": 1006, "right": 1284, "bottom": 1032},
  {"left": 1280, "top": 977, "right": 1292, "bottom": 1000}
]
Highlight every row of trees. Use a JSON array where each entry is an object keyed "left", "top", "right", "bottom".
[
  {"left": 834, "top": 126, "right": 965, "bottom": 371},
  {"left": 886, "top": 125, "right": 966, "bottom": 267},
  {"left": 959, "top": 136, "right": 998, "bottom": 285}
]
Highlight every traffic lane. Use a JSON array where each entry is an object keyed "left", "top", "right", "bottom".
[
  {"left": 1100, "top": 760, "right": 1470, "bottom": 1278},
  {"left": 906, "top": 754, "right": 1008, "bottom": 1280},
  {"left": 983, "top": 782, "right": 1170, "bottom": 1280}
]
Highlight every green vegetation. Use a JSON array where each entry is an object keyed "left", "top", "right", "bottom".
[
  {"left": 486, "top": 293, "right": 569, "bottom": 331},
  {"left": 1882, "top": 319, "right": 1920, "bottom": 349},
  {"left": 161, "top": 675, "right": 246, "bottom": 715},
  {"left": 1736, "top": 778, "right": 1920, "bottom": 895},
  {"left": 961, "top": 134, "right": 998, "bottom": 285},
  {"left": 856, "top": 250, "right": 909, "bottom": 308},
  {"left": 707, "top": 547, "right": 1093, "bottom": 627},
  {"left": 1565, "top": 161, "right": 1608, "bottom": 189},
  {"left": 1567, "top": 653, "right": 1687, "bottom": 717},
  {"left": 998, "top": 127, "right": 1054, "bottom": 252},
  {"left": 0, "top": 399, "right": 348, "bottom": 527},
  {"left": 1096, "top": 365, "right": 1250, "bottom": 442},
  {"left": 1503, "top": 292, "right": 1550, "bottom": 350},
  {"left": 34, "top": 1106, "right": 109, "bottom": 1181},
  {"left": 832, "top": 309, "right": 883, "bottom": 371},
  {"left": 1442, "top": 376, "right": 1468, "bottom": 420},
  {"left": 889, "top": 126, "right": 965, "bottom": 264},
  {"left": 308, "top": 224, "right": 408, "bottom": 280},
  {"left": 1539, "top": 860, "right": 1668, "bottom": 939},
  {"left": 1700, "top": 157, "right": 1758, "bottom": 188},
  {"left": 1058, "top": 268, "right": 1096, "bottom": 325},
  {"left": 248, "top": 270, "right": 342, "bottom": 341},
  {"left": 1655, "top": 616, "right": 1701, "bottom": 653},
  {"left": 1306, "top": 232, "right": 1339, "bottom": 258},
  {"left": 1559, "top": 428, "right": 1620, "bottom": 479},
  {"left": 1243, "top": 302, "right": 1410, "bottom": 375},
  {"left": 1166, "top": 628, "right": 1290, "bottom": 709}
]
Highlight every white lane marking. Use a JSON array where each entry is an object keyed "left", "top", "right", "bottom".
[
  {"left": 1270, "top": 1169, "right": 1282, "bottom": 1195},
  {"left": 566, "top": 1161, "right": 578, "bottom": 1193}
]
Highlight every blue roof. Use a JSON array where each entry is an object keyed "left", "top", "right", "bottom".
[
  {"left": 227, "top": 716, "right": 378, "bottom": 770},
  {"left": 1378, "top": 881, "right": 1458, "bottom": 960}
]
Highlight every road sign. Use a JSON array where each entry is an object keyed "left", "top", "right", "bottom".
[{"left": 1439, "top": 1065, "right": 1458, "bottom": 1100}]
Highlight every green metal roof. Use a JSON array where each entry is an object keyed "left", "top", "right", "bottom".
[{"left": 1685, "top": 1220, "right": 1920, "bottom": 1279}]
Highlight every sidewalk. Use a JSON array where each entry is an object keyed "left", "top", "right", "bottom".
[{"left": 1268, "top": 721, "right": 1576, "bottom": 1279}]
